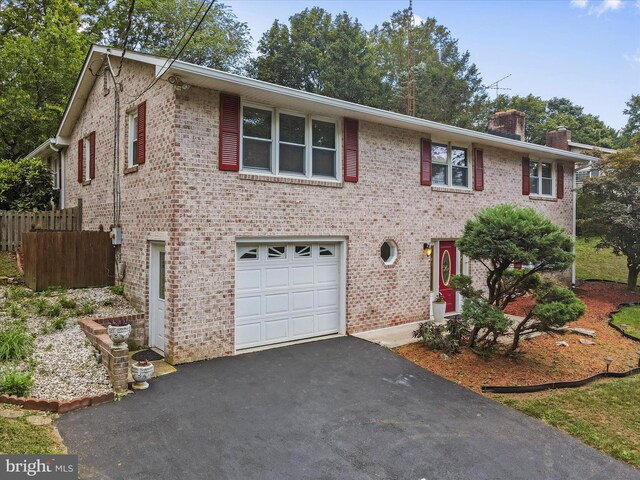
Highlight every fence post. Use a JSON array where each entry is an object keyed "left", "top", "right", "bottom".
[{"left": 77, "top": 198, "right": 83, "bottom": 231}]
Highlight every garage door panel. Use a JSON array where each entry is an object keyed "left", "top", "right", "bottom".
[
  {"left": 236, "top": 242, "right": 341, "bottom": 350},
  {"left": 317, "top": 288, "right": 339, "bottom": 308},
  {"left": 265, "top": 268, "right": 289, "bottom": 288},
  {"left": 236, "top": 295, "right": 261, "bottom": 319},
  {"left": 265, "top": 293, "right": 289, "bottom": 314},
  {"left": 292, "top": 266, "right": 314, "bottom": 286},
  {"left": 236, "top": 270, "right": 261, "bottom": 291},
  {"left": 292, "top": 290, "right": 314, "bottom": 311},
  {"left": 235, "top": 322, "right": 262, "bottom": 346},
  {"left": 264, "top": 318, "right": 288, "bottom": 341},
  {"left": 291, "top": 315, "right": 315, "bottom": 336},
  {"left": 317, "top": 264, "right": 339, "bottom": 284},
  {"left": 317, "top": 312, "right": 339, "bottom": 333}
]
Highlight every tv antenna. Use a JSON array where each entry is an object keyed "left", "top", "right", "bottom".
[{"left": 484, "top": 74, "right": 512, "bottom": 104}]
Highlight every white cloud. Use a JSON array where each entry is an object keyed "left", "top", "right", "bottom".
[
  {"left": 624, "top": 53, "right": 640, "bottom": 65},
  {"left": 590, "top": 0, "right": 623, "bottom": 15},
  {"left": 412, "top": 13, "right": 424, "bottom": 25},
  {"left": 571, "top": 0, "right": 589, "bottom": 8}
]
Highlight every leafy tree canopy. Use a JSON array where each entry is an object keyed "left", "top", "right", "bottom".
[
  {"left": 0, "top": 157, "right": 53, "bottom": 211},
  {"left": 496, "top": 94, "right": 620, "bottom": 148},
  {"left": 621, "top": 94, "right": 640, "bottom": 147},
  {"left": 578, "top": 144, "right": 640, "bottom": 290}
]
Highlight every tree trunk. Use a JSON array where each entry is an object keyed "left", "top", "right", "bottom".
[{"left": 627, "top": 265, "right": 639, "bottom": 291}]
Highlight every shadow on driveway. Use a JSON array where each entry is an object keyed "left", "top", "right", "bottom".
[{"left": 56, "top": 336, "right": 639, "bottom": 479}]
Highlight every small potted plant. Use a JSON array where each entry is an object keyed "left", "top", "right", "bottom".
[
  {"left": 432, "top": 293, "right": 447, "bottom": 323},
  {"left": 131, "top": 359, "right": 154, "bottom": 390},
  {"left": 107, "top": 318, "right": 131, "bottom": 349}
]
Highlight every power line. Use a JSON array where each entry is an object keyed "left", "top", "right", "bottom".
[
  {"left": 126, "top": 0, "right": 215, "bottom": 101},
  {"left": 115, "top": 0, "right": 137, "bottom": 77}
]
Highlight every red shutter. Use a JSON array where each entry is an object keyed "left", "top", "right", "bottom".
[
  {"left": 219, "top": 93, "right": 241, "bottom": 171},
  {"left": 420, "top": 138, "right": 432, "bottom": 186},
  {"left": 521, "top": 157, "right": 530, "bottom": 196},
  {"left": 473, "top": 148, "right": 484, "bottom": 191},
  {"left": 556, "top": 163, "right": 564, "bottom": 199},
  {"left": 89, "top": 131, "right": 96, "bottom": 179},
  {"left": 137, "top": 101, "right": 146, "bottom": 165},
  {"left": 343, "top": 118, "right": 359, "bottom": 182},
  {"left": 77, "top": 139, "right": 83, "bottom": 183}
]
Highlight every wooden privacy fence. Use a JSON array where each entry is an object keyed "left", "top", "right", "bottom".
[
  {"left": 22, "top": 230, "right": 114, "bottom": 291},
  {"left": 0, "top": 200, "right": 82, "bottom": 251}
]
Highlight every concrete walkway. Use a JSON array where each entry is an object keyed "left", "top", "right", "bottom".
[
  {"left": 352, "top": 320, "right": 424, "bottom": 348},
  {"left": 56, "top": 337, "right": 638, "bottom": 480}
]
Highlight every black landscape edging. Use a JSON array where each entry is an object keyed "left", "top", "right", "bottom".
[
  {"left": 482, "top": 367, "right": 640, "bottom": 394},
  {"left": 608, "top": 302, "right": 640, "bottom": 342}
]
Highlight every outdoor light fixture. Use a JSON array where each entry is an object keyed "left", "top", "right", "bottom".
[
  {"left": 423, "top": 243, "right": 433, "bottom": 257},
  {"left": 604, "top": 355, "right": 613, "bottom": 373}
]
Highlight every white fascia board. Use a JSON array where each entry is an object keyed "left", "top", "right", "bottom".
[
  {"left": 26, "top": 139, "right": 56, "bottom": 158},
  {"left": 57, "top": 46, "right": 595, "bottom": 163}
]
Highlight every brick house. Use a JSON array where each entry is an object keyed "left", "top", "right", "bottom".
[{"left": 41, "top": 46, "right": 594, "bottom": 364}]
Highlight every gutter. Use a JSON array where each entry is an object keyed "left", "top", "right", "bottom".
[{"left": 572, "top": 166, "right": 577, "bottom": 288}]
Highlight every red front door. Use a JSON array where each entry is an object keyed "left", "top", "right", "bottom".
[{"left": 438, "top": 241, "right": 457, "bottom": 313}]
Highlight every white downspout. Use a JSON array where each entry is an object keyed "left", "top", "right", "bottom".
[{"left": 571, "top": 165, "right": 577, "bottom": 288}]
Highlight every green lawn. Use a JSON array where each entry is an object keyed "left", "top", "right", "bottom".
[
  {"left": 611, "top": 305, "right": 640, "bottom": 341},
  {"left": 0, "top": 252, "right": 20, "bottom": 278},
  {"left": 575, "top": 237, "right": 637, "bottom": 286},
  {"left": 0, "top": 414, "right": 64, "bottom": 454},
  {"left": 497, "top": 376, "right": 640, "bottom": 468}
]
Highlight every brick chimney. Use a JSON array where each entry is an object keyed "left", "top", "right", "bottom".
[
  {"left": 487, "top": 110, "right": 526, "bottom": 141},
  {"left": 545, "top": 127, "right": 572, "bottom": 150}
]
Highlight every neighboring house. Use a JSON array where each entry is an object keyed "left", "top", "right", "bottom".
[
  {"left": 39, "top": 46, "right": 594, "bottom": 364},
  {"left": 545, "top": 126, "right": 616, "bottom": 187},
  {"left": 26, "top": 139, "right": 63, "bottom": 208}
]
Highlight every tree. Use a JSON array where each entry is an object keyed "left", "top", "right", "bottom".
[
  {"left": 94, "top": 0, "right": 251, "bottom": 73},
  {"left": 371, "top": 10, "right": 489, "bottom": 128},
  {"left": 0, "top": 0, "right": 90, "bottom": 160},
  {"left": 452, "top": 205, "right": 583, "bottom": 352},
  {"left": 0, "top": 157, "right": 53, "bottom": 211},
  {"left": 496, "top": 95, "right": 620, "bottom": 147},
  {"left": 621, "top": 94, "right": 640, "bottom": 147},
  {"left": 578, "top": 144, "right": 640, "bottom": 290},
  {"left": 250, "top": 8, "right": 388, "bottom": 107}
]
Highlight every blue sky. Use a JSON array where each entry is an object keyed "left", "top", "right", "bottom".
[{"left": 225, "top": 0, "right": 640, "bottom": 130}]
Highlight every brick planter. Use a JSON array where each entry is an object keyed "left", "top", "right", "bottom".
[{"left": 79, "top": 314, "right": 144, "bottom": 393}]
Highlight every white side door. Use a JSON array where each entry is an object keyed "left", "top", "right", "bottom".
[{"left": 149, "top": 242, "right": 166, "bottom": 352}]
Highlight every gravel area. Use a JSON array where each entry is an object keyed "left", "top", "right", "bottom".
[
  {"left": 29, "top": 325, "right": 112, "bottom": 402},
  {"left": 0, "top": 285, "right": 139, "bottom": 401}
]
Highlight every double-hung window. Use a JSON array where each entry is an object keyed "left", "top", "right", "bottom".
[
  {"left": 431, "top": 142, "right": 470, "bottom": 188},
  {"left": 530, "top": 160, "right": 553, "bottom": 196},
  {"left": 241, "top": 104, "right": 338, "bottom": 180},
  {"left": 50, "top": 156, "right": 60, "bottom": 189},
  {"left": 128, "top": 111, "right": 139, "bottom": 167}
]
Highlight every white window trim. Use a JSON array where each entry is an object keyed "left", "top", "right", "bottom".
[
  {"left": 529, "top": 158, "right": 555, "bottom": 197},
  {"left": 240, "top": 101, "right": 342, "bottom": 182},
  {"left": 83, "top": 136, "right": 91, "bottom": 181},
  {"left": 430, "top": 138, "right": 472, "bottom": 190},
  {"left": 127, "top": 110, "right": 139, "bottom": 168},
  {"left": 50, "top": 156, "right": 60, "bottom": 190}
]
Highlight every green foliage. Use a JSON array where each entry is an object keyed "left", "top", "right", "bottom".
[
  {"left": 0, "top": 0, "right": 90, "bottom": 160},
  {"left": 111, "top": 285, "right": 124, "bottom": 296},
  {"left": 6, "top": 286, "right": 33, "bottom": 301},
  {"left": 6, "top": 302, "right": 25, "bottom": 320},
  {"left": 460, "top": 297, "right": 511, "bottom": 350},
  {"left": 75, "top": 303, "right": 95, "bottom": 316},
  {"left": 621, "top": 94, "right": 640, "bottom": 147},
  {"left": 578, "top": 145, "right": 640, "bottom": 290},
  {"left": 495, "top": 94, "right": 620, "bottom": 148},
  {"left": 413, "top": 316, "right": 470, "bottom": 354},
  {"left": 0, "top": 367, "right": 33, "bottom": 397},
  {"left": 0, "top": 324, "right": 33, "bottom": 361},
  {"left": 0, "top": 158, "right": 53, "bottom": 211},
  {"left": 50, "top": 316, "right": 66, "bottom": 331},
  {"left": 611, "top": 306, "right": 640, "bottom": 341},
  {"left": 456, "top": 204, "right": 574, "bottom": 307},
  {"left": 0, "top": 252, "right": 20, "bottom": 278},
  {"left": 530, "top": 281, "right": 586, "bottom": 329},
  {"left": 57, "top": 296, "right": 77, "bottom": 310}
]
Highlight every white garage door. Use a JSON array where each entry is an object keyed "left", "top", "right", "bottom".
[{"left": 235, "top": 242, "right": 341, "bottom": 350}]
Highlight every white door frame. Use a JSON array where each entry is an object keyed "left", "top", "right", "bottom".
[
  {"left": 234, "top": 236, "right": 347, "bottom": 353},
  {"left": 149, "top": 241, "right": 166, "bottom": 351}
]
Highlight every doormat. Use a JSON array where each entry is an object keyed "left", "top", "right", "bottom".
[{"left": 131, "top": 349, "right": 164, "bottom": 362}]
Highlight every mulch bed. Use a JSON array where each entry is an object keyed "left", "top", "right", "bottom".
[{"left": 395, "top": 281, "right": 640, "bottom": 393}]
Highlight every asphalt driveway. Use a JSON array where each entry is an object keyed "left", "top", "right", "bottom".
[{"left": 56, "top": 337, "right": 639, "bottom": 480}]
